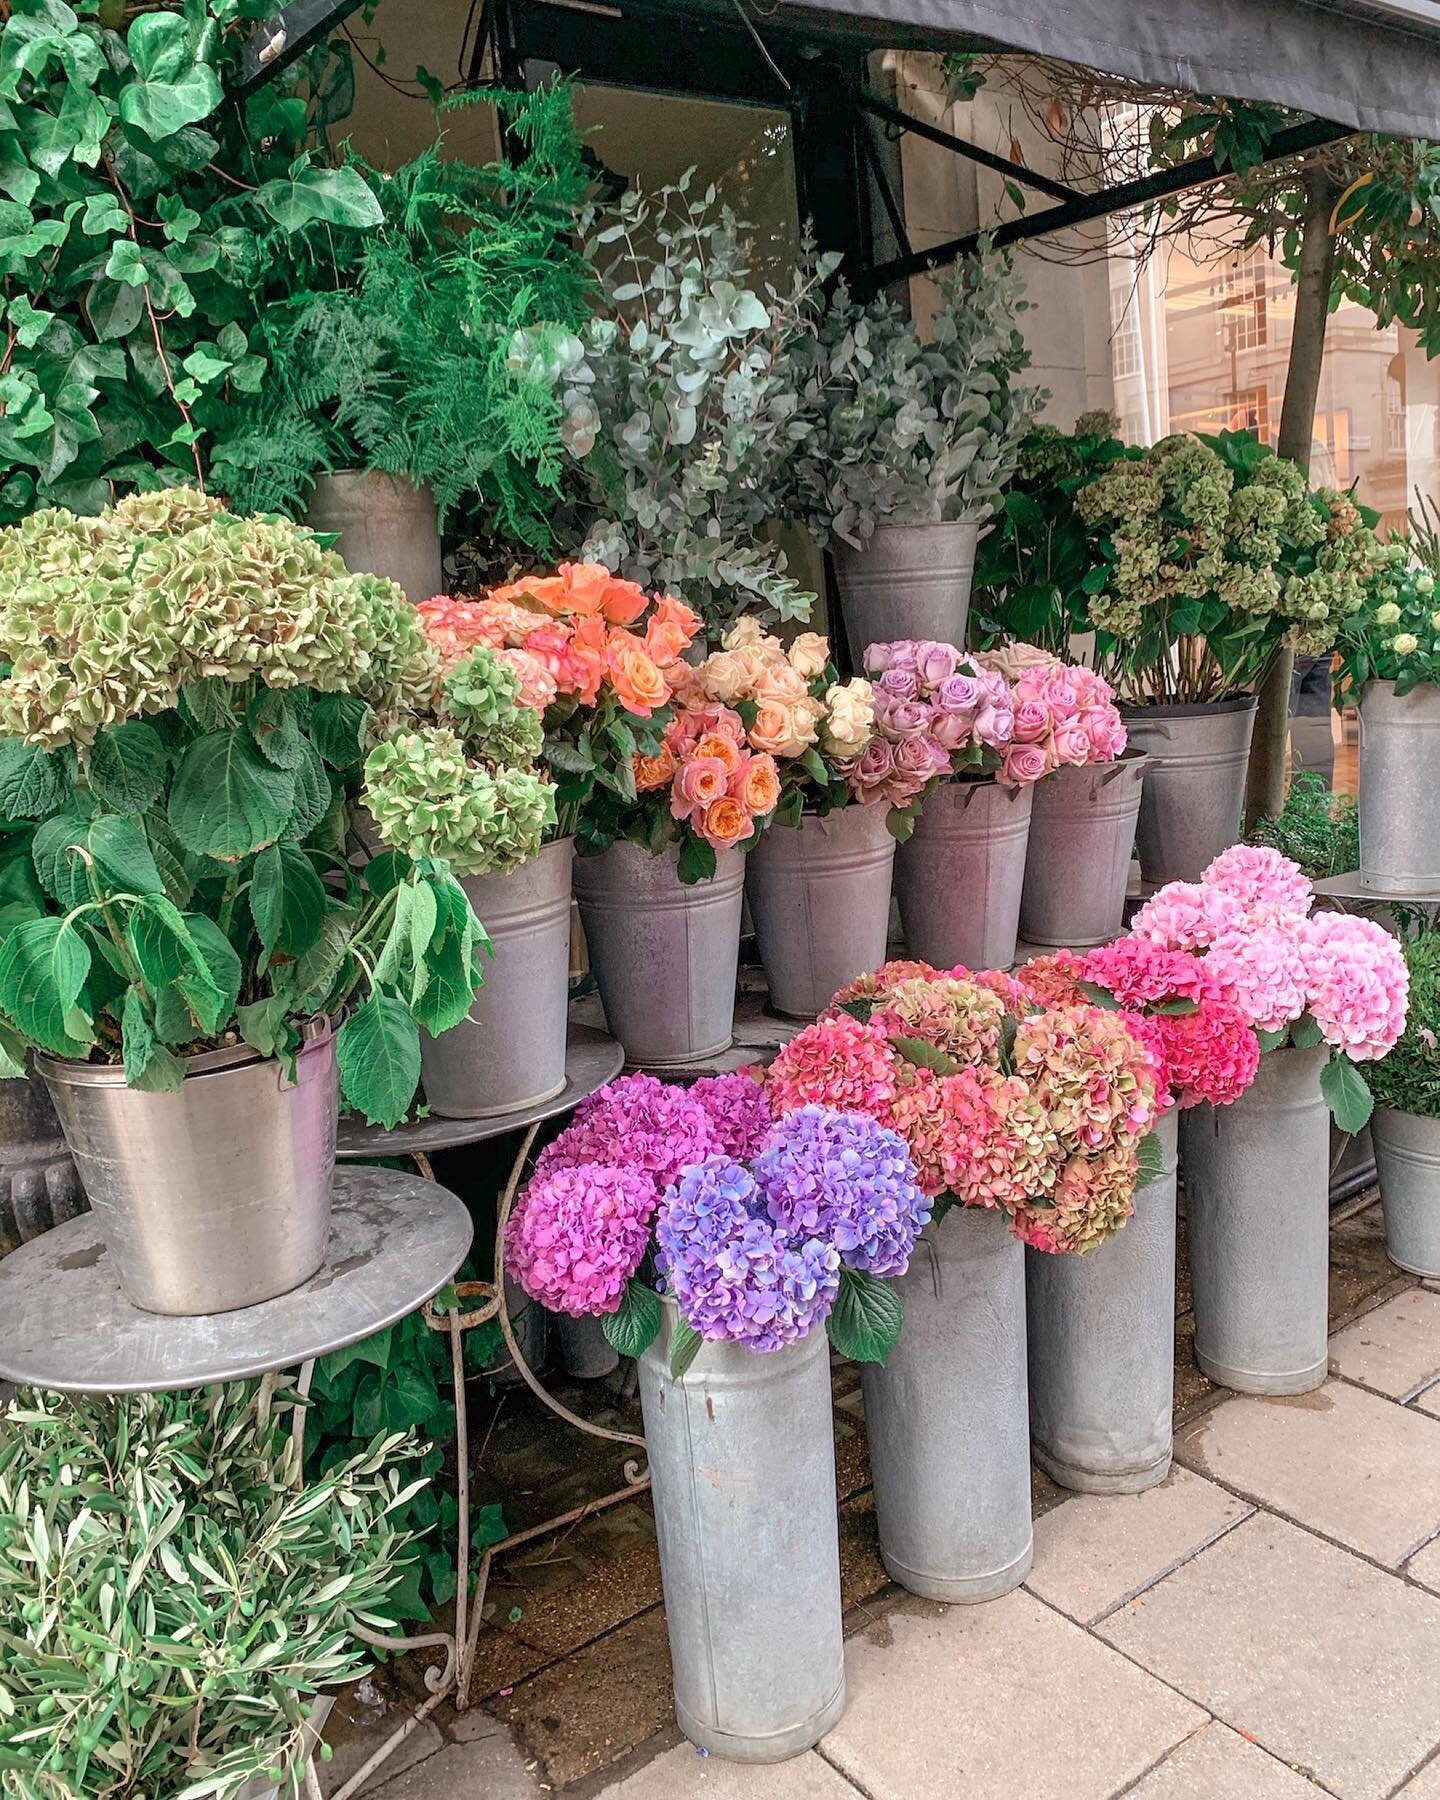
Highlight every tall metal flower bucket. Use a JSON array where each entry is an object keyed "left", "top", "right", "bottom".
[
  {"left": 1027, "top": 1108, "right": 1178, "bottom": 1493},
  {"left": 1372, "top": 1106, "right": 1440, "bottom": 1277},
  {"left": 0, "top": 1070, "right": 86, "bottom": 1257},
  {"left": 1019, "top": 753, "right": 1148, "bottom": 950},
  {"left": 420, "top": 838, "right": 574, "bottom": 1118},
  {"left": 830, "top": 519, "right": 980, "bottom": 656},
  {"left": 862, "top": 1205, "right": 1032, "bottom": 1601},
  {"left": 572, "top": 841, "right": 744, "bottom": 1067},
  {"left": 745, "top": 805, "right": 896, "bottom": 1019},
  {"left": 37, "top": 1023, "right": 338, "bottom": 1317},
  {"left": 1358, "top": 680, "right": 1440, "bottom": 892},
  {"left": 895, "top": 778, "right": 1033, "bottom": 972},
  {"left": 306, "top": 469, "right": 443, "bottom": 606},
  {"left": 1180, "top": 1044, "right": 1330, "bottom": 1395},
  {"left": 638, "top": 1302, "right": 846, "bottom": 1761},
  {"left": 1119, "top": 697, "right": 1256, "bottom": 886}
]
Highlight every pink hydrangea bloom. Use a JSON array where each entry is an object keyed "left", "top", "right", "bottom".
[
  {"left": 1081, "top": 937, "right": 1221, "bottom": 1008},
  {"left": 938, "top": 1066, "right": 1057, "bottom": 1212},
  {"left": 1012, "top": 1005, "right": 1158, "bottom": 1152},
  {"left": 688, "top": 1072, "right": 775, "bottom": 1158},
  {"left": 1131, "top": 880, "right": 1244, "bottom": 951},
  {"left": 1159, "top": 999, "right": 1261, "bottom": 1108},
  {"left": 878, "top": 1065, "right": 950, "bottom": 1196},
  {"left": 766, "top": 1014, "right": 901, "bottom": 1117},
  {"left": 537, "top": 1074, "right": 716, "bottom": 1193},
  {"left": 1300, "top": 912, "right": 1410, "bottom": 1061},
  {"left": 831, "top": 959, "right": 942, "bottom": 1005},
  {"left": 1202, "top": 844, "right": 1313, "bottom": 916},
  {"left": 1204, "top": 918, "right": 1310, "bottom": 1033},
  {"left": 505, "top": 1164, "right": 656, "bottom": 1315}
]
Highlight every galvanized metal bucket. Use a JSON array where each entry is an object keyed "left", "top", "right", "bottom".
[
  {"left": 1358, "top": 680, "right": 1440, "bottom": 893},
  {"left": 1119, "top": 697, "right": 1256, "bottom": 886},
  {"left": 38, "top": 1023, "right": 338, "bottom": 1317},
  {"left": 1020, "top": 753, "right": 1148, "bottom": 950},
  {"left": 895, "top": 778, "right": 1033, "bottom": 971},
  {"left": 555, "top": 1312, "right": 620, "bottom": 1379},
  {"left": 862, "top": 1205, "right": 1033, "bottom": 1602},
  {"left": 830, "top": 519, "right": 979, "bottom": 655},
  {"left": 745, "top": 805, "right": 896, "bottom": 1019},
  {"left": 0, "top": 1070, "right": 86, "bottom": 1257},
  {"left": 420, "top": 838, "right": 574, "bottom": 1118},
  {"left": 639, "top": 1301, "right": 846, "bottom": 1761},
  {"left": 1027, "top": 1108, "right": 1177, "bottom": 1494},
  {"left": 306, "top": 469, "right": 443, "bottom": 606},
  {"left": 1372, "top": 1106, "right": 1440, "bottom": 1278},
  {"left": 1180, "top": 1044, "right": 1330, "bottom": 1395},
  {"left": 572, "top": 841, "right": 743, "bottom": 1068}
]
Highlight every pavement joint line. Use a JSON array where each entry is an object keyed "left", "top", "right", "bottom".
[
  {"left": 1328, "top": 1368, "right": 1440, "bottom": 1408},
  {"left": 1107, "top": 1720, "right": 1339, "bottom": 1799},
  {"left": 1397, "top": 1519, "right": 1440, "bottom": 1569},
  {"left": 813, "top": 1742, "right": 876, "bottom": 1798},
  {"left": 1401, "top": 1370, "right": 1440, "bottom": 1407},
  {"left": 1385, "top": 1736, "right": 1440, "bottom": 1799},
  {"left": 1107, "top": 1719, "right": 1215, "bottom": 1798},
  {"left": 1076, "top": 1501, "right": 1260, "bottom": 1629},
  {"left": 1024, "top": 1579, "right": 1225, "bottom": 1726}
]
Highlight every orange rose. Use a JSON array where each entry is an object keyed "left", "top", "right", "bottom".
[
  {"left": 608, "top": 634, "right": 670, "bottom": 716},
  {"left": 554, "top": 562, "right": 613, "bottom": 617},
  {"left": 693, "top": 731, "right": 743, "bottom": 773},
  {"left": 567, "top": 615, "right": 608, "bottom": 706},
  {"left": 701, "top": 795, "right": 750, "bottom": 849},
  {"left": 671, "top": 755, "right": 731, "bottom": 822},
  {"left": 736, "top": 753, "right": 780, "bottom": 817},
  {"left": 489, "top": 573, "right": 567, "bottom": 614},
  {"left": 634, "top": 747, "right": 677, "bottom": 792},
  {"left": 644, "top": 593, "right": 703, "bottom": 666},
  {"left": 749, "top": 697, "right": 823, "bottom": 759}
]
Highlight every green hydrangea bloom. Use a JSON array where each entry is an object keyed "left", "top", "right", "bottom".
[
  {"left": 441, "top": 648, "right": 545, "bottom": 767},
  {"left": 363, "top": 727, "right": 556, "bottom": 876}
]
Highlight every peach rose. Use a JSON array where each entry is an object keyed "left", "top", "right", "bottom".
[
  {"left": 750, "top": 696, "right": 822, "bottom": 759},
  {"left": 787, "top": 632, "right": 831, "bottom": 680},
  {"left": 634, "top": 747, "right": 677, "bottom": 792},
  {"left": 753, "top": 661, "right": 809, "bottom": 706},
  {"left": 489, "top": 573, "right": 568, "bottom": 614},
  {"left": 736, "top": 753, "right": 781, "bottom": 816},
  {"left": 701, "top": 795, "right": 751, "bottom": 849},
  {"left": 566, "top": 615, "right": 608, "bottom": 706},
  {"left": 694, "top": 731, "right": 743, "bottom": 773},
  {"left": 608, "top": 634, "right": 669, "bottom": 716},
  {"left": 643, "top": 593, "right": 703, "bottom": 667},
  {"left": 722, "top": 618, "right": 767, "bottom": 651},
  {"left": 671, "top": 755, "right": 730, "bottom": 821}
]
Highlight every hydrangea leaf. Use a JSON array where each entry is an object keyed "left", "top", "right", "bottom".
[
  {"left": 121, "top": 987, "right": 185, "bottom": 1091},
  {"left": 826, "top": 1267, "right": 903, "bottom": 1366},
  {"left": 602, "top": 1280, "right": 662, "bottom": 1360},
  {"left": 337, "top": 991, "right": 422, "bottom": 1129},
  {"left": 0, "top": 737, "right": 70, "bottom": 820},
  {"left": 246, "top": 687, "right": 305, "bottom": 770},
  {"left": 250, "top": 842, "right": 326, "bottom": 962},
  {"left": 310, "top": 693, "right": 369, "bottom": 770},
  {"left": 168, "top": 729, "right": 295, "bottom": 862},
  {"left": 0, "top": 917, "right": 93, "bottom": 1059},
  {"left": 1320, "top": 1053, "right": 1374, "bottom": 1134},
  {"left": 891, "top": 1034, "right": 960, "bottom": 1076},
  {"left": 86, "top": 721, "right": 168, "bottom": 812},
  {"left": 668, "top": 1316, "right": 702, "bottom": 1381},
  {"left": 1290, "top": 1011, "right": 1325, "bottom": 1049}
]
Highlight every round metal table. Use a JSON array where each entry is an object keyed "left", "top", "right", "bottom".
[{"left": 0, "top": 1164, "right": 473, "bottom": 1394}]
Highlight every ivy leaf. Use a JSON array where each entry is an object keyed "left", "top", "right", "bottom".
[
  {"left": 250, "top": 842, "right": 326, "bottom": 962},
  {"left": 337, "top": 991, "right": 422, "bottom": 1129},
  {"left": 168, "top": 729, "right": 295, "bottom": 862},
  {"left": 891, "top": 1034, "right": 960, "bottom": 1075},
  {"left": 601, "top": 1280, "right": 662, "bottom": 1359},
  {"left": 669, "top": 1315, "right": 703, "bottom": 1381},
  {"left": 103, "top": 238, "right": 149, "bottom": 288},
  {"left": 0, "top": 917, "right": 93, "bottom": 1059},
  {"left": 1320, "top": 1054, "right": 1374, "bottom": 1134},
  {"left": 0, "top": 738, "right": 69, "bottom": 820},
  {"left": 86, "top": 721, "right": 167, "bottom": 812},
  {"left": 118, "top": 17, "right": 222, "bottom": 144},
  {"left": 256, "top": 166, "right": 384, "bottom": 233},
  {"left": 825, "top": 1267, "right": 903, "bottom": 1365},
  {"left": 122, "top": 986, "right": 184, "bottom": 1091}
]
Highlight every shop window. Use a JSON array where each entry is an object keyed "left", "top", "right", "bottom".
[{"left": 1216, "top": 249, "right": 1268, "bottom": 352}]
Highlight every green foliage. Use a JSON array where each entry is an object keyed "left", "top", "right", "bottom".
[
  {"left": 1248, "top": 772, "right": 1359, "bottom": 879},
  {"left": 791, "top": 246, "right": 1044, "bottom": 548},
  {"left": 1321, "top": 1049, "right": 1374, "bottom": 1132},
  {"left": 1367, "top": 928, "right": 1440, "bottom": 1118},
  {"left": 1335, "top": 537, "right": 1440, "bottom": 700},
  {"left": 825, "top": 1266, "right": 904, "bottom": 1365},
  {"left": 562, "top": 171, "right": 837, "bottom": 630},
  {"left": 602, "top": 1278, "right": 662, "bottom": 1359},
  {"left": 669, "top": 1315, "right": 703, "bottom": 1380},
  {"left": 0, "top": 1382, "right": 421, "bottom": 1800}
]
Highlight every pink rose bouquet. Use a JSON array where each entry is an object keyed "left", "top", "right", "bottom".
[{"left": 974, "top": 649, "right": 1128, "bottom": 786}]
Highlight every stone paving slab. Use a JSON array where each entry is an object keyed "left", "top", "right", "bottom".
[
  {"left": 821, "top": 1592, "right": 1205, "bottom": 1800},
  {"left": 1406, "top": 1536, "right": 1440, "bottom": 1595},
  {"left": 1174, "top": 1381, "right": 1440, "bottom": 1567},
  {"left": 1329, "top": 1290, "right": 1440, "bottom": 1397},
  {"left": 366, "top": 1730, "right": 541, "bottom": 1799},
  {"left": 1126, "top": 1721, "right": 1325, "bottom": 1799},
  {"left": 596, "top": 1742, "right": 858, "bottom": 1798},
  {"left": 1415, "top": 1381, "right": 1440, "bottom": 1419},
  {"left": 1097, "top": 1512, "right": 1440, "bottom": 1800},
  {"left": 1026, "top": 1466, "right": 1252, "bottom": 1626},
  {"left": 1398, "top": 1758, "right": 1440, "bottom": 1794}
]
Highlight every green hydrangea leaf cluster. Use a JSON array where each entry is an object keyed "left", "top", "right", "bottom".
[{"left": 363, "top": 726, "right": 555, "bottom": 878}]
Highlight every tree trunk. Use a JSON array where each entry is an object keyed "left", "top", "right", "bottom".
[{"left": 1243, "top": 159, "right": 1342, "bottom": 829}]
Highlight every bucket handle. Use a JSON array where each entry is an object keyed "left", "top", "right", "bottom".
[{"left": 1098, "top": 751, "right": 1149, "bottom": 789}]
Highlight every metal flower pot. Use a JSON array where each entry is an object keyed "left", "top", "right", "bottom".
[
  {"left": 1119, "top": 696, "right": 1256, "bottom": 886},
  {"left": 1180, "top": 1044, "right": 1330, "bottom": 1395},
  {"left": 1372, "top": 1106, "right": 1440, "bottom": 1277},
  {"left": 830, "top": 519, "right": 979, "bottom": 656},
  {"left": 420, "top": 839, "right": 574, "bottom": 1118},
  {"left": 0, "top": 1070, "right": 86, "bottom": 1258},
  {"left": 895, "top": 778, "right": 1033, "bottom": 971},
  {"left": 38, "top": 1024, "right": 339, "bottom": 1317},
  {"left": 1027, "top": 1108, "right": 1178, "bottom": 1493},
  {"left": 555, "top": 1312, "right": 620, "bottom": 1379},
  {"left": 638, "top": 1301, "right": 846, "bottom": 1761},
  {"left": 1020, "top": 753, "right": 1148, "bottom": 950},
  {"left": 572, "top": 841, "right": 743, "bottom": 1068},
  {"left": 1358, "top": 680, "right": 1440, "bottom": 892},
  {"left": 306, "top": 469, "right": 443, "bottom": 605},
  {"left": 862, "top": 1205, "right": 1032, "bottom": 1602},
  {"left": 745, "top": 805, "right": 896, "bottom": 1019}
]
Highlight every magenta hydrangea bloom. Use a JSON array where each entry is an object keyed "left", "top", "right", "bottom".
[
  {"left": 1202, "top": 844, "right": 1313, "bottom": 916},
  {"left": 504, "top": 1164, "right": 656, "bottom": 1316},
  {"left": 656, "top": 1157, "right": 841, "bottom": 1352},
  {"left": 1081, "top": 937, "right": 1221, "bottom": 1008},
  {"left": 688, "top": 1071, "right": 774, "bottom": 1158},
  {"left": 1159, "top": 998, "right": 1261, "bottom": 1108},
  {"left": 1301, "top": 912, "right": 1409, "bottom": 1060},
  {"left": 752, "top": 1105, "right": 931, "bottom": 1278},
  {"left": 535, "top": 1073, "right": 716, "bottom": 1193}
]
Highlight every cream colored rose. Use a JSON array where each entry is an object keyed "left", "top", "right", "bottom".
[
  {"left": 750, "top": 694, "right": 823, "bottom": 759},
  {"left": 974, "top": 641, "right": 1057, "bottom": 682},
  {"left": 820, "top": 679, "right": 875, "bottom": 758},
  {"left": 787, "top": 632, "right": 831, "bottom": 680},
  {"left": 1376, "top": 601, "right": 1403, "bottom": 626},
  {"left": 698, "top": 648, "right": 749, "bottom": 704},
  {"left": 722, "top": 618, "right": 767, "bottom": 651},
  {"left": 752, "top": 661, "right": 810, "bottom": 705},
  {"left": 1393, "top": 633, "right": 1420, "bottom": 656}
]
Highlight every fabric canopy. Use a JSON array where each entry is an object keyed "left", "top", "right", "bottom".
[{"left": 768, "top": 0, "right": 1440, "bottom": 138}]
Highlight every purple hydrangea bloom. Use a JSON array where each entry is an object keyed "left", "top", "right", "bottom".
[
  {"left": 535, "top": 1074, "right": 716, "bottom": 1194},
  {"left": 753, "top": 1106, "right": 931, "bottom": 1278},
  {"left": 656, "top": 1156, "right": 841, "bottom": 1353},
  {"left": 687, "top": 1072, "right": 774, "bottom": 1159}
]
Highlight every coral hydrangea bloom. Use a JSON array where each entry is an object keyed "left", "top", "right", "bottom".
[
  {"left": 1159, "top": 998, "right": 1260, "bottom": 1108},
  {"left": 938, "top": 1066, "right": 1057, "bottom": 1212},
  {"left": 1014, "top": 950, "right": 1088, "bottom": 1009},
  {"left": 878, "top": 1065, "right": 951, "bottom": 1196},
  {"left": 1012, "top": 1005, "right": 1158, "bottom": 1151},
  {"left": 871, "top": 975, "right": 1007, "bottom": 1065},
  {"left": 831, "top": 960, "right": 942, "bottom": 1005},
  {"left": 766, "top": 1014, "right": 901, "bottom": 1117},
  {"left": 1013, "top": 1145, "right": 1139, "bottom": 1255}
]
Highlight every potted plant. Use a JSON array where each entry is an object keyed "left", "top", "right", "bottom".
[
  {"left": 1335, "top": 536, "right": 1440, "bottom": 893},
  {"left": 1016, "top": 942, "right": 1258, "bottom": 1491},
  {"left": 0, "top": 491, "right": 492, "bottom": 1314},
  {"left": 505, "top": 1072, "right": 928, "bottom": 1760},
  {"left": 1134, "top": 845, "right": 1409, "bottom": 1391},
  {"left": 0, "top": 1381, "right": 421, "bottom": 1799},
  {"left": 1248, "top": 771, "right": 1360, "bottom": 880},
  {"left": 766, "top": 960, "right": 1163, "bottom": 1599},
  {"left": 216, "top": 84, "right": 596, "bottom": 603},
  {"left": 560, "top": 173, "right": 837, "bottom": 634},
  {"left": 679, "top": 622, "right": 889, "bottom": 1018},
  {"left": 791, "top": 247, "right": 1044, "bottom": 655},
  {"left": 1365, "top": 925, "right": 1440, "bottom": 1276}
]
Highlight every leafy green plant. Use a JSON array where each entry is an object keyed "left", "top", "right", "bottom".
[
  {"left": 1248, "top": 773, "right": 1359, "bottom": 880},
  {"left": 1335, "top": 536, "right": 1440, "bottom": 701},
  {"left": 0, "top": 1382, "right": 420, "bottom": 1799},
  {"left": 0, "top": 489, "right": 509, "bottom": 1127},
  {"left": 790, "top": 246, "right": 1044, "bottom": 549},
  {"left": 1368, "top": 927, "right": 1440, "bottom": 1118}
]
